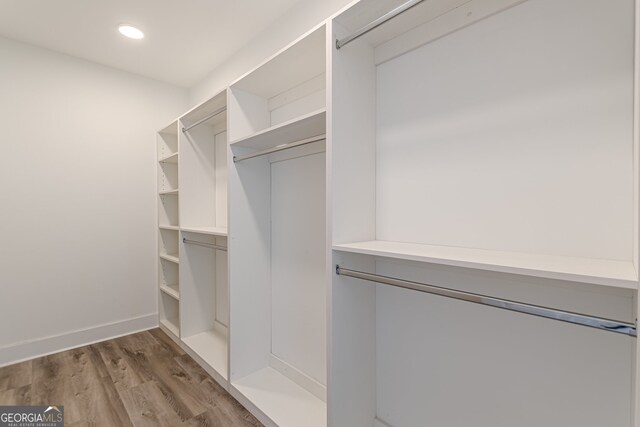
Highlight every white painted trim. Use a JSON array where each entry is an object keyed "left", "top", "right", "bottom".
[{"left": 0, "top": 313, "right": 158, "bottom": 367}]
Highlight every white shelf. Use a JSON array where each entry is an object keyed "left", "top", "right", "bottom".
[
  {"left": 159, "top": 152, "right": 178, "bottom": 163},
  {"left": 333, "top": 240, "right": 638, "bottom": 289},
  {"left": 159, "top": 253, "right": 180, "bottom": 264},
  {"left": 232, "top": 367, "right": 326, "bottom": 427},
  {"left": 159, "top": 189, "right": 179, "bottom": 195},
  {"left": 180, "top": 226, "right": 228, "bottom": 237},
  {"left": 183, "top": 329, "right": 228, "bottom": 380},
  {"left": 160, "top": 317, "right": 179, "bottom": 337},
  {"left": 159, "top": 283, "right": 180, "bottom": 300},
  {"left": 159, "top": 225, "right": 179, "bottom": 231},
  {"left": 230, "top": 108, "right": 326, "bottom": 149}
]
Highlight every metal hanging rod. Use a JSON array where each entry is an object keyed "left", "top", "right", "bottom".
[
  {"left": 182, "top": 106, "right": 227, "bottom": 133},
  {"left": 336, "top": 0, "right": 426, "bottom": 49},
  {"left": 233, "top": 134, "right": 326, "bottom": 163},
  {"left": 183, "top": 238, "right": 227, "bottom": 251},
  {"left": 335, "top": 266, "right": 637, "bottom": 337}
]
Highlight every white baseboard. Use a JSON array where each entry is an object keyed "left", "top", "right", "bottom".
[{"left": 0, "top": 313, "right": 158, "bottom": 367}]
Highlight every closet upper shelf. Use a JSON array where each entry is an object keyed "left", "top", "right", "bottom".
[
  {"left": 181, "top": 226, "right": 228, "bottom": 237},
  {"left": 333, "top": 240, "right": 638, "bottom": 289},
  {"left": 230, "top": 109, "right": 326, "bottom": 149},
  {"left": 180, "top": 89, "right": 227, "bottom": 132}
]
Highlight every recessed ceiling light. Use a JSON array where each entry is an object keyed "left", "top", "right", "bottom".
[{"left": 118, "top": 25, "right": 144, "bottom": 40}]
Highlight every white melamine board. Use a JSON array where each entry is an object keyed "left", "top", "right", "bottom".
[
  {"left": 269, "top": 73, "right": 326, "bottom": 127},
  {"left": 160, "top": 318, "right": 179, "bottom": 337},
  {"left": 375, "top": 0, "right": 635, "bottom": 262},
  {"left": 158, "top": 162, "right": 178, "bottom": 192},
  {"left": 231, "top": 109, "right": 326, "bottom": 149},
  {"left": 228, "top": 154, "right": 272, "bottom": 380},
  {"left": 271, "top": 152, "right": 327, "bottom": 385},
  {"left": 215, "top": 132, "right": 228, "bottom": 228},
  {"left": 180, "top": 123, "right": 217, "bottom": 228},
  {"left": 215, "top": 249, "right": 229, "bottom": 327},
  {"left": 228, "top": 88, "right": 270, "bottom": 142},
  {"left": 374, "top": 260, "right": 634, "bottom": 427},
  {"left": 159, "top": 283, "right": 180, "bottom": 300},
  {"left": 160, "top": 292, "right": 180, "bottom": 337},
  {"left": 158, "top": 121, "right": 178, "bottom": 158},
  {"left": 335, "top": 0, "right": 471, "bottom": 46},
  {"left": 159, "top": 225, "right": 180, "bottom": 231},
  {"left": 159, "top": 152, "right": 179, "bottom": 164},
  {"left": 180, "top": 226, "right": 228, "bottom": 236},
  {"left": 333, "top": 240, "right": 638, "bottom": 289},
  {"left": 181, "top": 90, "right": 227, "bottom": 129},
  {"left": 232, "top": 26, "right": 326, "bottom": 100},
  {"left": 270, "top": 90, "right": 326, "bottom": 129},
  {"left": 159, "top": 121, "right": 178, "bottom": 136},
  {"left": 232, "top": 367, "right": 326, "bottom": 427},
  {"left": 159, "top": 253, "right": 179, "bottom": 264},
  {"left": 183, "top": 327, "right": 228, "bottom": 380},
  {"left": 158, "top": 194, "right": 179, "bottom": 227},
  {"left": 330, "top": 21, "right": 377, "bottom": 245},
  {"left": 159, "top": 189, "right": 179, "bottom": 195},
  {"left": 374, "top": 0, "right": 526, "bottom": 64},
  {"left": 159, "top": 229, "right": 179, "bottom": 257},
  {"left": 159, "top": 258, "right": 178, "bottom": 288}
]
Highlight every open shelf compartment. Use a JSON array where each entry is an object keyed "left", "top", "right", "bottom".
[{"left": 229, "top": 25, "right": 326, "bottom": 143}]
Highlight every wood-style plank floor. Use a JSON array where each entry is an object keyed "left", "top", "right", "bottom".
[{"left": 0, "top": 329, "right": 262, "bottom": 426}]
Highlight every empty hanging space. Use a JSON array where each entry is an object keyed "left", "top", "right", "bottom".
[
  {"left": 179, "top": 90, "right": 228, "bottom": 236},
  {"left": 180, "top": 232, "right": 229, "bottom": 382},
  {"left": 330, "top": 0, "right": 638, "bottom": 426},
  {"left": 228, "top": 25, "right": 327, "bottom": 427},
  {"left": 332, "top": 251, "right": 635, "bottom": 427},
  {"left": 331, "top": 0, "right": 638, "bottom": 288}
]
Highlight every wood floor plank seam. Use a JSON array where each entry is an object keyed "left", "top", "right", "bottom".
[{"left": 0, "top": 329, "right": 262, "bottom": 427}]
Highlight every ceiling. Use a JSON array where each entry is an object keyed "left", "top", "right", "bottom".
[{"left": 0, "top": 0, "right": 303, "bottom": 88}]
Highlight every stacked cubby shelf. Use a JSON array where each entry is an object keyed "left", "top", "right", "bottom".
[{"left": 157, "top": 121, "right": 180, "bottom": 338}]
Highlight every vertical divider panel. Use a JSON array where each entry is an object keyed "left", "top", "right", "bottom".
[{"left": 329, "top": 20, "right": 378, "bottom": 427}]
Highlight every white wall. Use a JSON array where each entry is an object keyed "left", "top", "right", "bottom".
[
  {"left": 188, "top": 0, "right": 354, "bottom": 107},
  {"left": 0, "top": 36, "right": 188, "bottom": 366}
]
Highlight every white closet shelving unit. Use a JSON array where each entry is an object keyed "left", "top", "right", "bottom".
[
  {"left": 157, "top": 121, "right": 181, "bottom": 338},
  {"left": 329, "top": 0, "right": 640, "bottom": 426},
  {"left": 178, "top": 90, "right": 230, "bottom": 385},
  {"left": 228, "top": 24, "right": 328, "bottom": 427},
  {"left": 154, "top": 1, "right": 640, "bottom": 425}
]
